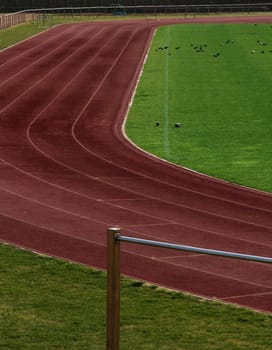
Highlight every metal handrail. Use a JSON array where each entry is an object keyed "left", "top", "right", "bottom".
[
  {"left": 2, "top": 3, "right": 272, "bottom": 30},
  {"left": 3, "top": 2, "right": 272, "bottom": 15},
  {"left": 107, "top": 227, "right": 272, "bottom": 349},
  {"left": 117, "top": 234, "right": 272, "bottom": 264}
]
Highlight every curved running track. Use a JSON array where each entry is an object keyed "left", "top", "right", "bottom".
[{"left": 1, "top": 16, "right": 272, "bottom": 313}]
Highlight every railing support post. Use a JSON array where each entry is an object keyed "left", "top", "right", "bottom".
[{"left": 107, "top": 227, "right": 121, "bottom": 350}]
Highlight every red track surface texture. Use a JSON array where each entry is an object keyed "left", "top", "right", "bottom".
[{"left": 1, "top": 16, "right": 272, "bottom": 313}]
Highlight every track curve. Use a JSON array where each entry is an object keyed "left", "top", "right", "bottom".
[{"left": 1, "top": 16, "right": 272, "bottom": 312}]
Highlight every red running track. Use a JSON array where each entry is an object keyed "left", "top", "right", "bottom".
[{"left": 1, "top": 16, "right": 272, "bottom": 313}]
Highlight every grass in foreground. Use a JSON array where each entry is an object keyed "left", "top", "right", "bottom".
[
  {"left": 126, "top": 23, "right": 272, "bottom": 192},
  {"left": 1, "top": 243, "right": 272, "bottom": 350}
]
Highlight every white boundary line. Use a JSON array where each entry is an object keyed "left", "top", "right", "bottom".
[
  {"left": 164, "top": 25, "right": 170, "bottom": 158},
  {"left": 126, "top": 28, "right": 155, "bottom": 112}
]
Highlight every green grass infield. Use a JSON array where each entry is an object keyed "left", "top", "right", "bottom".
[{"left": 126, "top": 23, "right": 272, "bottom": 193}]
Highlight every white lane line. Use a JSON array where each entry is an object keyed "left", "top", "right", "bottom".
[
  {"left": 159, "top": 254, "right": 202, "bottom": 260},
  {"left": 0, "top": 26, "right": 94, "bottom": 90},
  {"left": 0, "top": 26, "right": 106, "bottom": 116},
  {"left": 222, "top": 291, "right": 272, "bottom": 301},
  {"left": 0, "top": 206, "right": 270, "bottom": 292},
  {"left": 0, "top": 24, "right": 75, "bottom": 72}
]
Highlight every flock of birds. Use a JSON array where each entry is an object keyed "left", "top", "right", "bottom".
[
  {"left": 155, "top": 121, "right": 181, "bottom": 128},
  {"left": 155, "top": 45, "right": 181, "bottom": 56},
  {"left": 252, "top": 40, "right": 272, "bottom": 54},
  {"left": 154, "top": 30, "right": 272, "bottom": 58},
  {"left": 154, "top": 40, "right": 232, "bottom": 58},
  {"left": 152, "top": 24, "right": 271, "bottom": 128}
]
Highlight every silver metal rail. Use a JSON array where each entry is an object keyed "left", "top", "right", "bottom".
[
  {"left": 117, "top": 234, "right": 272, "bottom": 264},
  {"left": 5, "top": 3, "right": 272, "bottom": 14},
  {"left": 1, "top": 3, "right": 272, "bottom": 30},
  {"left": 107, "top": 227, "right": 272, "bottom": 349},
  {"left": 1, "top": 3, "right": 272, "bottom": 31}
]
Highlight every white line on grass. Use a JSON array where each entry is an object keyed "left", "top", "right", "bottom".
[{"left": 164, "top": 26, "right": 170, "bottom": 158}]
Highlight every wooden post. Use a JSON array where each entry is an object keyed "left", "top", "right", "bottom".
[{"left": 107, "top": 228, "right": 121, "bottom": 350}]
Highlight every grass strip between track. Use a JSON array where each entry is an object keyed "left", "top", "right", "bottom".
[{"left": 1, "top": 21, "right": 272, "bottom": 350}]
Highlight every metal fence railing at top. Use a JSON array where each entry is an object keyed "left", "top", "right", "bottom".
[
  {"left": 1, "top": 3, "right": 272, "bottom": 30},
  {"left": 0, "top": 12, "right": 28, "bottom": 30},
  {"left": 1, "top": 0, "right": 272, "bottom": 12},
  {"left": 107, "top": 227, "right": 272, "bottom": 350}
]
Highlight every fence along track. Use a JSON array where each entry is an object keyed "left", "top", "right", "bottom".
[
  {"left": 1, "top": 3, "right": 272, "bottom": 30},
  {"left": 0, "top": 12, "right": 28, "bottom": 30}
]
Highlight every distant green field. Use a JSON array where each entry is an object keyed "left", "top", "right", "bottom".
[{"left": 126, "top": 23, "right": 272, "bottom": 192}]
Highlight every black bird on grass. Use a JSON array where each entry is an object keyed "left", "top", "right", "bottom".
[{"left": 212, "top": 53, "right": 220, "bottom": 58}]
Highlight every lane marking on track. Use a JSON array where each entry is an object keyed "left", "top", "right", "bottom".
[
  {"left": 222, "top": 290, "right": 272, "bottom": 301},
  {"left": 0, "top": 184, "right": 169, "bottom": 226},
  {"left": 1, "top": 20, "right": 270, "bottom": 250},
  {"left": 0, "top": 26, "right": 108, "bottom": 114},
  {"left": 0, "top": 213, "right": 106, "bottom": 247},
  {"left": 72, "top": 40, "right": 272, "bottom": 217},
  {"left": 0, "top": 35, "right": 268, "bottom": 258},
  {"left": 112, "top": 241, "right": 272, "bottom": 290},
  {"left": 2, "top": 170, "right": 271, "bottom": 257},
  {"left": 152, "top": 255, "right": 272, "bottom": 290},
  {"left": 1, "top": 206, "right": 270, "bottom": 292},
  {"left": 106, "top": 198, "right": 150, "bottom": 202},
  {"left": 22, "top": 23, "right": 272, "bottom": 239},
  {"left": 122, "top": 223, "right": 272, "bottom": 251},
  {"left": 158, "top": 254, "right": 201, "bottom": 260},
  {"left": 0, "top": 25, "right": 96, "bottom": 89},
  {"left": 0, "top": 24, "right": 74, "bottom": 69},
  {"left": 123, "top": 222, "right": 178, "bottom": 228},
  {"left": 0, "top": 185, "right": 271, "bottom": 292},
  {"left": 67, "top": 29, "right": 272, "bottom": 226},
  {"left": 1, "top": 18, "right": 272, "bottom": 312}
]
